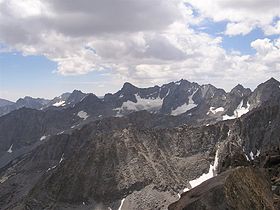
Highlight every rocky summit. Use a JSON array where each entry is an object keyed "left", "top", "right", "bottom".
[{"left": 0, "top": 78, "right": 279, "bottom": 210}]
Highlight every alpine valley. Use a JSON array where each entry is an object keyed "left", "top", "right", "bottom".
[{"left": 0, "top": 78, "right": 280, "bottom": 210}]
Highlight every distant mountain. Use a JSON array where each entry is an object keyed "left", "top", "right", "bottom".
[
  {"left": 0, "top": 96, "right": 50, "bottom": 116},
  {"left": 45, "top": 92, "right": 71, "bottom": 108},
  {"left": 16, "top": 96, "right": 50, "bottom": 109},
  {"left": 0, "top": 90, "right": 88, "bottom": 116},
  {"left": 0, "top": 98, "right": 14, "bottom": 107},
  {"left": 1, "top": 78, "right": 279, "bottom": 119},
  {"left": 248, "top": 77, "right": 280, "bottom": 109}
]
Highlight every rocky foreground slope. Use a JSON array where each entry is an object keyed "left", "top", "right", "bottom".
[{"left": 169, "top": 167, "right": 275, "bottom": 210}]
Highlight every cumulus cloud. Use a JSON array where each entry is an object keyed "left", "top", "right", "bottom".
[
  {"left": 0, "top": 0, "right": 279, "bottom": 91},
  {"left": 185, "top": 0, "right": 280, "bottom": 36}
]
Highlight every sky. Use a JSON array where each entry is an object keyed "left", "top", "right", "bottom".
[{"left": 0, "top": 0, "right": 279, "bottom": 101}]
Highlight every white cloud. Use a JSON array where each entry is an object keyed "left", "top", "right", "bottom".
[
  {"left": 263, "top": 20, "right": 280, "bottom": 36},
  {"left": 185, "top": 0, "right": 280, "bottom": 36},
  {"left": 0, "top": 0, "right": 279, "bottom": 92},
  {"left": 225, "top": 22, "right": 256, "bottom": 36}
]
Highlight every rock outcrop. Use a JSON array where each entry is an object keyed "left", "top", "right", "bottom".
[{"left": 169, "top": 167, "right": 275, "bottom": 210}]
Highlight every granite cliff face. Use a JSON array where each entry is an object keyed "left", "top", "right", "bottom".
[{"left": 0, "top": 78, "right": 279, "bottom": 209}]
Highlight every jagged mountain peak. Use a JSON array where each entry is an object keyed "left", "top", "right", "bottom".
[
  {"left": 66, "top": 90, "right": 87, "bottom": 103},
  {"left": 71, "top": 89, "right": 84, "bottom": 94},
  {"left": 230, "top": 84, "right": 252, "bottom": 97},
  {"left": 255, "top": 78, "right": 280, "bottom": 91},
  {"left": 121, "top": 82, "right": 138, "bottom": 92},
  {"left": 58, "top": 92, "right": 71, "bottom": 99},
  {"left": 248, "top": 77, "right": 280, "bottom": 109},
  {"left": 265, "top": 77, "right": 280, "bottom": 85},
  {"left": 232, "top": 84, "right": 245, "bottom": 90},
  {"left": 79, "top": 93, "right": 101, "bottom": 105},
  {"left": 175, "top": 79, "right": 191, "bottom": 85},
  {"left": 254, "top": 77, "right": 280, "bottom": 93}
]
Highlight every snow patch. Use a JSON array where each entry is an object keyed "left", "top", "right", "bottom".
[
  {"left": 227, "top": 130, "right": 231, "bottom": 136},
  {"left": 46, "top": 154, "right": 64, "bottom": 172},
  {"left": 189, "top": 165, "right": 215, "bottom": 188},
  {"left": 256, "top": 150, "right": 261, "bottom": 157},
  {"left": 171, "top": 90, "right": 198, "bottom": 116},
  {"left": 207, "top": 107, "right": 225, "bottom": 115},
  {"left": 183, "top": 188, "right": 189, "bottom": 192},
  {"left": 222, "top": 115, "right": 236, "bottom": 120},
  {"left": 114, "top": 94, "right": 164, "bottom": 116},
  {"left": 53, "top": 101, "right": 66, "bottom": 107},
  {"left": 40, "top": 135, "right": 47, "bottom": 141},
  {"left": 235, "top": 100, "right": 250, "bottom": 117},
  {"left": 0, "top": 175, "right": 9, "bottom": 184},
  {"left": 46, "top": 165, "right": 57, "bottom": 172},
  {"left": 118, "top": 198, "right": 125, "bottom": 210},
  {"left": 177, "top": 187, "right": 190, "bottom": 198},
  {"left": 59, "top": 153, "right": 64, "bottom": 163},
  {"left": 213, "top": 147, "right": 220, "bottom": 173},
  {"left": 77, "top": 111, "right": 89, "bottom": 120},
  {"left": 7, "top": 144, "right": 13, "bottom": 153},
  {"left": 250, "top": 151, "right": 254, "bottom": 160},
  {"left": 189, "top": 147, "right": 220, "bottom": 188},
  {"left": 222, "top": 100, "right": 250, "bottom": 120}
]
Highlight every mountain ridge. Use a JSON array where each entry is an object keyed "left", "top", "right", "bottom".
[{"left": 0, "top": 78, "right": 279, "bottom": 209}]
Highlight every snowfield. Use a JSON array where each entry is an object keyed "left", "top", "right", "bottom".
[
  {"left": 77, "top": 111, "right": 89, "bottom": 120},
  {"left": 207, "top": 107, "right": 225, "bottom": 115},
  {"left": 171, "top": 90, "right": 198, "bottom": 116},
  {"left": 189, "top": 147, "right": 220, "bottom": 188},
  {"left": 114, "top": 94, "right": 164, "bottom": 117},
  {"left": 222, "top": 100, "right": 250, "bottom": 120},
  {"left": 53, "top": 101, "right": 66, "bottom": 107}
]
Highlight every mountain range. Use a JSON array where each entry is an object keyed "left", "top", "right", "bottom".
[{"left": 0, "top": 78, "right": 279, "bottom": 209}]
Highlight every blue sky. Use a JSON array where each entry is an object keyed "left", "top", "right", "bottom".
[
  {"left": 0, "top": 52, "right": 118, "bottom": 101},
  {"left": 0, "top": 0, "right": 279, "bottom": 101},
  {"left": 192, "top": 20, "right": 279, "bottom": 54}
]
